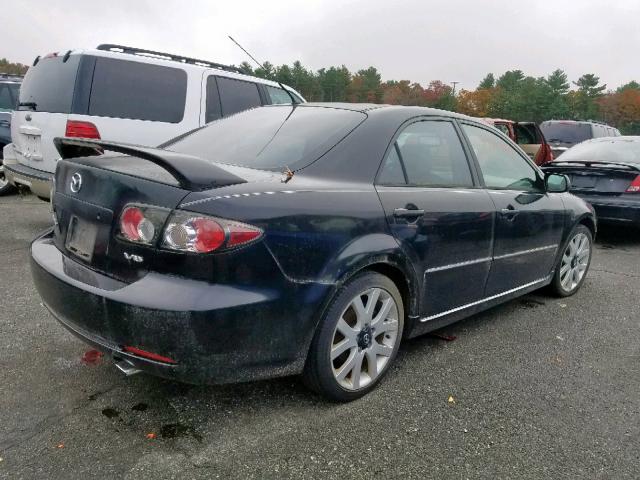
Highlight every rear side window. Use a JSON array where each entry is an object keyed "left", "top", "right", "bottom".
[
  {"left": 514, "top": 124, "right": 540, "bottom": 144},
  {"left": 89, "top": 58, "right": 187, "bottom": 123},
  {"left": 205, "top": 76, "right": 222, "bottom": 123},
  {"left": 379, "top": 120, "right": 473, "bottom": 187},
  {"left": 18, "top": 55, "right": 81, "bottom": 113},
  {"left": 217, "top": 77, "right": 262, "bottom": 116}
]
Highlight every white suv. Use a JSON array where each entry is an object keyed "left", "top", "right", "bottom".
[{"left": 3, "top": 44, "right": 304, "bottom": 199}]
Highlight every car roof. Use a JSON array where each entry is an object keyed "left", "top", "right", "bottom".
[
  {"left": 40, "top": 48, "right": 303, "bottom": 97},
  {"left": 582, "top": 136, "right": 640, "bottom": 144},
  {"left": 297, "top": 102, "right": 480, "bottom": 121}
]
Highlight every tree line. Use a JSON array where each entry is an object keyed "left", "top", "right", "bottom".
[{"left": 239, "top": 61, "right": 640, "bottom": 134}]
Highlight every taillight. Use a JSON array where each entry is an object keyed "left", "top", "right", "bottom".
[
  {"left": 536, "top": 144, "right": 554, "bottom": 165},
  {"left": 122, "top": 346, "right": 176, "bottom": 364},
  {"left": 117, "top": 204, "right": 170, "bottom": 245},
  {"left": 626, "top": 175, "right": 640, "bottom": 193},
  {"left": 65, "top": 120, "right": 101, "bottom": 139},
  {"left": 162, "top": 211, "right": 262, "bottom": 253}
]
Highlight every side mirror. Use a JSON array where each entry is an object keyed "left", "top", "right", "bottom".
[{"left": 546, "top": 173, "right": 570, "bottom": 193}]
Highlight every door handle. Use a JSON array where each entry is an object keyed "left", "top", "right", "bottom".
[
  {"left": 393, "top": 208, "right": 425, "bottom": 218},
  {"left": 501, "top": 207, "right": 519, "bottom": 220}
]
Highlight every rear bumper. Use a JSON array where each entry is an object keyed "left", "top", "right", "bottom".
[
  {"left": 4, "top": 153, "right": 53, "bottom": 198},
  {"left": 577, "top": 194, "right": 640, "bottom": 224},
  {"left": 31, "top": 232, "right": 332, "bottom": 384}
]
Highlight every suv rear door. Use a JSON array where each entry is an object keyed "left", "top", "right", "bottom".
[{"left": 12, "top": 55, "right": 81, "bottom": 173}]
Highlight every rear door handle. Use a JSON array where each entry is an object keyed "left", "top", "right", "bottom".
[{"left": 393, "top": 208, "right": 425, "bottom": 218}]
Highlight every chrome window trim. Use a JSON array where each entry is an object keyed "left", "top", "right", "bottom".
[{"left": 420, "top": 276, "right": 550, "bottom": 322}]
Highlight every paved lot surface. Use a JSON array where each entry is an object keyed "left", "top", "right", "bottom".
[{"left": 0, "top": 193, "right": 638, "bottom": 479}]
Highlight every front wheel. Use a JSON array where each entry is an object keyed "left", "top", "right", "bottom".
[
  {"left": 550, "top": 224, "right": 593, "bottom": 297},
  {"left": 303, "top": 272, "right": 404, "bottom": 402}
]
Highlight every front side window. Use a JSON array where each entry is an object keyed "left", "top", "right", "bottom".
[
  {"left": 266, "top": 85, "right": 294, "bottom": 104},
  {"left": 89, "top": 58, "right": 187, "bottom": 123},
  {"left": 217, "top": 77, "right": 262, "bottom": 116},
  {"left": 378, "top": 120, "right": 473, "bottom": 187},
  {"left": 463, "top": 123, "right": 540, "bottom": 191}
]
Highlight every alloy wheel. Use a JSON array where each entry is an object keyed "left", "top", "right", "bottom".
[
  {"left": 331, "top": 287, "right": 399, "bottom": 390},
  {"left": 559, "top": 232, "right": 590, "bottom": 292}
]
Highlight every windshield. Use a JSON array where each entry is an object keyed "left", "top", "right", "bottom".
[
  {"left": 540, "top": 122, "right": 591, "bottom": 144},
  {"left": 18, "top": 55, "right": 81, "bottom": 113},
  {"left": 0, "top": 83, "right": 20, "bottom": 111},
  {"left": 557, "top": 138, "right": 640, "bottom": 164},
  {"left": 166, "top": 105, "right": 366, "bottom": 170}
]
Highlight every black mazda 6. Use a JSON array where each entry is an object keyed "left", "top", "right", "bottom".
[{"left": 31, "top": 104, "right": 596, "bottom": 401}]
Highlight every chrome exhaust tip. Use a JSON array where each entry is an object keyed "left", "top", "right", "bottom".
[{"left": 113, "top": 356, "right": 143, "bottom": 376}]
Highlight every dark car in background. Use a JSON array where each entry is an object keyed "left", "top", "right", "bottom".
[
  {"left": 31, "top": 104, "right": 595, "bottom": 401},
  {"left": 482, "top": 118, "right": 553, "bottom": 165},
  {"left": 543, "top": 136, "right": 640, "bottom": 225},
  {"left": 541, "top": 120, "right": 620, "bottom": 158},
  {"left": 0, "top": 73, "right": 21, "bottom": 195}
]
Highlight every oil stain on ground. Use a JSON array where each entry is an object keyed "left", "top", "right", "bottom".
[{"left": 160, "top": 423, "right": 203, "bottom": 442}]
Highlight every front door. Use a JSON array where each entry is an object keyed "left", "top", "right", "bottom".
[
  {"left": 460, "top": 122, "right": 566, "bottom": 296},
  {"left": 375, "top": 119, "right": 495, "bottom": 319}
]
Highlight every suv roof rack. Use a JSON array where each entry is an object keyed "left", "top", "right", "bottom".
[{"left": 96, "top": 44, "right": 243, "bottom": 74}]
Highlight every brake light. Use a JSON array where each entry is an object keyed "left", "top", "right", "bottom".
[
  {"left": 117, "top": 204, "right": 170, "bottom": 245},
  {"left": 122, "top": 346, "right": 176, "bottom": 364},
  {"left": 162, "top": 211, "right": 262, "bottom": 253},
  {"left": 65, "top": 120, "right": 101, "bottom": 139},
  {"left": 626, "top": 175, "right": 640, "bottom": 193}
]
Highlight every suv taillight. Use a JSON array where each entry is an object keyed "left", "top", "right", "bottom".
[
  {"left": 117, "top": 205, "right": 262, "bottom": 253},
  {"left": 626, "top": 175, "right": 640, "bottom": 193},
  {"left": 65, "top": 120, "right": 101, "bottom": 139}
]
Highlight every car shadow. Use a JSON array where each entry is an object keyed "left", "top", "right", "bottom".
[{"left": 595, "top": 223, "right": 640, "bottom": 249}]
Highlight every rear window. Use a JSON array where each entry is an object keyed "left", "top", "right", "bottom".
[
  {"left": 18, "top": 55, "right": 81, "bottom": 113},
  {"left": 540, "top": 122, "right": 592, "bottom": 144},
  {"left": 556, "top": 139, "right": 640, "bottom": 164},
  {"left": 266, "top": 85, "right": 295, "bottom": 104},
  {"left": 166, "top": 105, "right": 366, "bottom": 170},
  {"left": 88, "top": 58, "right": 187, "bottom": 123}
]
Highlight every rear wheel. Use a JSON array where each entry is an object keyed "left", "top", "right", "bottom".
[
  {"left": 303, "top": 272, "right": 404, "bottom": 402},
  {"left": 550, "top": 224, "right": 592, "bottom": 297}
]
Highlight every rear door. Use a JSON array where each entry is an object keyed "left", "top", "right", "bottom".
[
  {"left": 460, "top": 122, "right": 566, "bottom": 295},
  {"left": 12, "top": 55, "right": 81, "bottom": 172},
  {"left": 375, "top": 118, "right": 495, "bottom": 319}
]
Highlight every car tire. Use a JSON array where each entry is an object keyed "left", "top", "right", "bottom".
[
  {"left": 549, "top": 224, "right": 593, "bottom": 297},
  {"left": 303, "top": 271, "right": 404, "bottom": 402}
]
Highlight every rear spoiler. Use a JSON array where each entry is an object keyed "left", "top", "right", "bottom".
[
  {"left": 543, "top": 160, "right": 640, "bottom": 172},
  {"left": 53, "top": 137, "right": 246, "bottom": 191}
]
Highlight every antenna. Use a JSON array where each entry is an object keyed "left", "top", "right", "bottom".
[
  {"left": 228, "top": 35, "right": 298, "bottom": 105},
  {"left": 450, "top": 81, "right": 460, "bottom": 96}
]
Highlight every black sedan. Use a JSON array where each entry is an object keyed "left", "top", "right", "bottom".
[
  {"left": 542, "top": 136, "right": 640, "bottom": 225},
  {"left": 31, "top": 104, "right": 596, "bottom": 401}
]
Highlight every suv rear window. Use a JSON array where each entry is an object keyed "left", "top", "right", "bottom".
[
  {"left": 166, "top": 105, "right": 366, "bottom": 170},
  {"left": 18, "top": 55, "right": 81, "bottom": 113},
  {"left": 88, "top": 58, "right": 187, "bottom": 123},
  {"left": 540, "top": 122, "right": 591, "bottom": 144}
]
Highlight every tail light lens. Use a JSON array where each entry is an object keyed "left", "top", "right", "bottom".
[
  {"left": 626, "top": 175, "right": 640, "bottom": 193},
  {"left": 116, "top": 205, "right": 263, "bottom": 253},
  {"left": 117, "top": 205, "right": 170, "bottom": 245},
  {"left": 162, "top": 211, "right": 262, "bottom": 253},
  {"left": 65, "top": 120, "right": 101, "bottom": 139}
]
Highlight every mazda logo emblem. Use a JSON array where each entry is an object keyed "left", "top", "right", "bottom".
[{"left": 70, "top": 173, "right": 83, "bottom": 193}]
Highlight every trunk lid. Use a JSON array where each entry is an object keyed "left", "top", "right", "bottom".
[
  {"left": 52, "top": 139, "right": 249, "bottom": 281},
  {"left": 544, "top": 160, "right": 640, "bottom": 195}
]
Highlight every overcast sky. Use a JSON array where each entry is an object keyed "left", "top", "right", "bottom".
[{"left": 3, "top": 0, "right": 638, "bottom": 90}]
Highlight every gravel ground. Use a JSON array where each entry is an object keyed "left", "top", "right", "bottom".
[{"left": 0, "top": 193, "right": 638, "bottom": 479}]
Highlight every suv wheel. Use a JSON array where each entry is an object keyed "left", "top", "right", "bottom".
[{"left": 303, "top": 272, "right": 404, "bottom": 402}]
